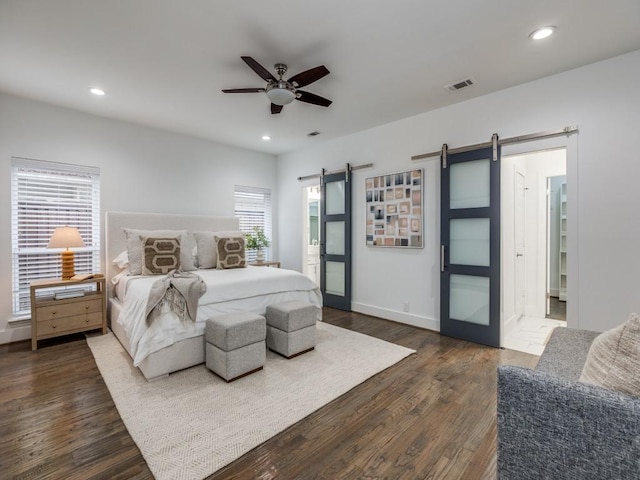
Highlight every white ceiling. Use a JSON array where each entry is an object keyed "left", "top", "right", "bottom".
[{"left": 1, "top": 1, "right": 639, "bottom": 155}]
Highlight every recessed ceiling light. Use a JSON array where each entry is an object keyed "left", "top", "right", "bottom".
[
  {"left": 89, "top": 87, "right": 106, "bottom": 96},
  {"left": 262, "top": 135, "right": 271, "bottom": 141},
  {"left": 529, "top": 26, "right": 556, "bottom": 41}
]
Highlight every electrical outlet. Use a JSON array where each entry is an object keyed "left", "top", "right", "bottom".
[{"left": 402, "top": 301, "right": 410, "bottom": 312}]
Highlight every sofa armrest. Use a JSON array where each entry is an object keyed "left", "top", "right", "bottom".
[{"left": 497, "top": 365, "right": 640, "bottom": 480}]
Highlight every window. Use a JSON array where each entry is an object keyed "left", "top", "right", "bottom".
[
  {"left": 11, "top": 158, "right": 100, "bottom": 316},
  {"left": 234, "top": 185, "right": 272, "bottom": 263}
]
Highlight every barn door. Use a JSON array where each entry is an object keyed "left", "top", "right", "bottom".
[{"left": 320, "top": 169, "right": 352, "bottom": 311}]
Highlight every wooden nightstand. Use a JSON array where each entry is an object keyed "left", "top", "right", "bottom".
[
  {"left": 249, "top": 261, "right": 281, "bottom": 268},
  {"left": 30, "top": 276, "right": 107, "bottom": 351}
]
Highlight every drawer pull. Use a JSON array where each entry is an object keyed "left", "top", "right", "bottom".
[
  {"left": 85, "top": 305, "right": 90, "bottom": 309},
  {"left": 51, "top": 310, "right": 57, "bottom": 315},
  {"left": 52, "top": 324, "right": 56, "bottom": 329},
  {"left": 86, "top": 318, "right": 90, "bottom": 322}
]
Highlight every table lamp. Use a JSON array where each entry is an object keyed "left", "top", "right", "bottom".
[{"left": 47, "top": 226, "right": 85, "bottom": 280}]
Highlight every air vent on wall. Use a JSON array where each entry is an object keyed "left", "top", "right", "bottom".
[{"left": 444, "top": 77, "right": 476, "bottom": 92}]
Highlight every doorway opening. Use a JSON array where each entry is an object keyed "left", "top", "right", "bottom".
[
  {"left": 501, "top": 148, "right": 567, "bottom": 355},
  {"left": 302, "top": 183, "right": 321, "bottom": 286}
]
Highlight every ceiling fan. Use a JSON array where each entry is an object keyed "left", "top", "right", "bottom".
[{"left": 222, "top": 56, "right": 332, "bottom": 114}]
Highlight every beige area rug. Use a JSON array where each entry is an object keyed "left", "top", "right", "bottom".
[{"left": 87, "top": 322, "right": 415, "bottom": 480}]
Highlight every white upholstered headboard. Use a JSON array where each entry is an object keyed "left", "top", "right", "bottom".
[{"left": 105, "top": 211, "right": 239, "bottom": 293}]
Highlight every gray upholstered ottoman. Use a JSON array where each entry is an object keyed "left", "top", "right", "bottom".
[
  {"left": 265, "top": 301, "right": 318, "bottom": 358},
  {"left": 205, "top": 312, "right": 266, "bottom": 382}
]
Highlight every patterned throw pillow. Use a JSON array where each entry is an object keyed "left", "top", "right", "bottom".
[
  {"left": 194, "top": 230, "right": 245, "bottom": 269},
  {"left": 215, "top": 236, "right": 246, "bottom": 269},
  {"left": 579, "top": 313, "right": 640, "bottom": 397},
  {"left": 142, "top": 237, "right": 181, "bottom": 275},
  {"left": 124, "top": 229, "right": 196, "bottom": 274}
]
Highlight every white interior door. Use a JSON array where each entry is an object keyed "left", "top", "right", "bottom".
[{"left": 514, "top": 171, "right": 526, "bottom": 320}]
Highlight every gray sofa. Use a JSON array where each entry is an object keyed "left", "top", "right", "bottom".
[{"left": 497, "top": 327, "right": 640, "bottom": 479}]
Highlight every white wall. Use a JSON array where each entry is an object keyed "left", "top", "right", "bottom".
[
  {"left": 0, "top": 93, "right": 276, "bottom": 343},
  {"left": 277, "top": 49, "right": 640, "bottom": 334}
]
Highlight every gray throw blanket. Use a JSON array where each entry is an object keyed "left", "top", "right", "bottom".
[{"left": 145, "top": 270, "right": 206, "bottom": 325}]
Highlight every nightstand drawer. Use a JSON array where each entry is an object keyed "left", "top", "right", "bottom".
[
  {"left": 36, "top": 298, "right": 103, "bottom": 322},
  {"left": 37, "top": 312, "right": 103, "bottom": 335}
]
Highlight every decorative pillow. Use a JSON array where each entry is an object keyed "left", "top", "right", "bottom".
[
  {"left": 141, "top": 237, "right": 181, "bottom": 275},
  {"left": 215, "top": 236, "right": 246, "bottom": 269},
  {"left": 124, "top": 229, "right": 196, "bottom": 274},
  {"left": 579, "top": 313, "right": 640, "bottom": 397},
  {"left": 112, "top": 250, "right": 129, "bottom": 269},
  {"left": 194, "top": 230, "right": 244, "bottom": 269}
]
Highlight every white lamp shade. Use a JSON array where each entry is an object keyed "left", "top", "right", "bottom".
[
  {"left": 47, "top": 226, "right": 85, "bottom": 249},
  {"left": 266, "top": 87, "right": 295, "bottom": 105}
]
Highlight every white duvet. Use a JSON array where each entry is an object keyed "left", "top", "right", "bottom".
[{"left": 117, "top": 266, "right": 322, "bottom": 366}]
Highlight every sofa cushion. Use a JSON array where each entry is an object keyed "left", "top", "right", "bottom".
[{"left": 579, "top": 313, "right": 640, "bottom": 397}]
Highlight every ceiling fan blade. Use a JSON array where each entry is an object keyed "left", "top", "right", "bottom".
[
  {"left": 288, "top": 66, "right": 330, "bottom": 87},
  {"left": 241, "top": 56, "right": 276, "bottom": 82},
  {"left": 296, "top": 90, "right": 332, "bottom": 107},
  {"left": 222, "top": 88, "right": 265, "bottom": 93},
  {"left": 271, "top": 103, "right": 283, "bottom": 114}
]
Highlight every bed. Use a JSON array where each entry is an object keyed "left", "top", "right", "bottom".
[{"left": 105, "top": 211, "right": 322, "bottom": 380}]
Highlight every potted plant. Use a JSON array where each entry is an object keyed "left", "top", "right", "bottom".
[{"left": 245, "top": 226, "right": 270, "bottom": 262}]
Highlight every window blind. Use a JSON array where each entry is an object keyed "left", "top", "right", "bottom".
[
  {"left": 234, "top": 185, "right": 272, "bottom": 263},
  {"left": 11, "top": 158, "right": 101, "bottom": 316}
]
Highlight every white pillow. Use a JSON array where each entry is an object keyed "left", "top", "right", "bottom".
[
  {"left": 111, "top": 269, "right": 129, "bottom": 285},
  {"left": 123, "top": 228, "right": 196, "bottom": 274},
  {"left": 194, "top": 230, "right": 244, "bottom": 269},
  {"left": 112, "top": 250, "right": 129, "bottom": 269}
]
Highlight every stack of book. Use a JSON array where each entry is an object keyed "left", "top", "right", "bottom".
[{"left": 54, "top": 288, "right": 86, "bottom": 300}]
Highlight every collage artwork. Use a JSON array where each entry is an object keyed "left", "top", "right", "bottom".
[{"left": 365, "top": 169, "right": 423, "bottom": 247}]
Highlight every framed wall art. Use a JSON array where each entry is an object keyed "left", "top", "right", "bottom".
[{"left": 365, "top": 169, "right": 423, "bottom": 247}]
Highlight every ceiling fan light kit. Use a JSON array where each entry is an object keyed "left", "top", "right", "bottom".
[
  {"left": 266, "top": 83, "right": 296, "bottom": 105},
  {"left": 222, "top": 56, "right": 332, "bottom": 114}
]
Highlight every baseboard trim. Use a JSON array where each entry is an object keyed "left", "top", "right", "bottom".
[
  {"left": 351, "top": 302, "right": 439, "bottom": 332},
  {"left": 0, "top": 324, "right": 31, "bottom": 344}
]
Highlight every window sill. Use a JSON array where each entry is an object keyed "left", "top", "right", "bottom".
[{"left": 8, "top": 316, "right": 31, "bottom": 327}]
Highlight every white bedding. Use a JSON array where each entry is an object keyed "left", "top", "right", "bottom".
[{"left": 117, "top": 266, "right": 322, "bottom": 366}]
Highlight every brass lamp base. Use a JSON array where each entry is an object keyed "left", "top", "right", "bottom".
[{"left": 61, "top": 250, "right": 75, "bottom": 280}]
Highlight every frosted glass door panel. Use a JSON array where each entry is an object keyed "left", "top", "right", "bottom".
[
  {"left": 325, "top": 180, "right": 345, "bottom": 215},
  {"left": 450, "top": 159, "right": 490, "bottom": 209},
  {"left": 450, "top": 218, "right": 490, "bottom": 266},
  {"left": 325, "top": 261, "right": 345, "bottom": 296},
  {"left": 325, "top": 221, "right": 345, "bottom": 255},
  {"left": 450, "top": 274, "right": 490, "bottom": 326}
]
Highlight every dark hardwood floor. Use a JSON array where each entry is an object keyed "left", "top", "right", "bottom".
[
  {"left": 0, "top": 309, "right": 537, "bottom": 480},
  {"left": 546, "top": 296, "right": 567, "bottom": 321}
]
